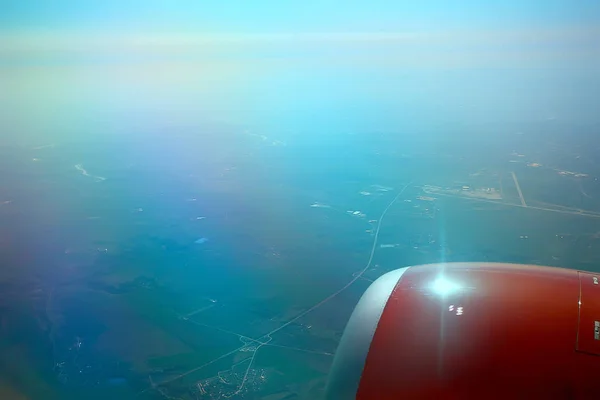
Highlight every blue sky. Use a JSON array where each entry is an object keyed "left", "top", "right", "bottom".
[
  {"left": 1, "top": 1, "right": 599, "bottom": 145},
  {"left": 3, "top": 1, "right": 600, "bottom": 34}
]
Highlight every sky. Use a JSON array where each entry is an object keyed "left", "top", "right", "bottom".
[
  {"left": 1, "top": 1, "right": 600, "bottom": 144},
  {"left": 3, "top": 0, "right": 600, "bottom": 33}
]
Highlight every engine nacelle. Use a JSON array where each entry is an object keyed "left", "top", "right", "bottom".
[{"left": 325, "top": 263, "right": 600, "bottom": 399}]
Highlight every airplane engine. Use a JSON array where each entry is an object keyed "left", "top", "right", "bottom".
[{"left": 325, "top": 262, "right": 600, "bottom": 399}]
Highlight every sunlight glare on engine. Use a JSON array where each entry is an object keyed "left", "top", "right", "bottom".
[{"left": 430, "top": 276, "right": 460, "bottom": 297}]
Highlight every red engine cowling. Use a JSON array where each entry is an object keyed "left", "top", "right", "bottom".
[{"left": 325, "top": 262, "right": 600, "bottom": 399}]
